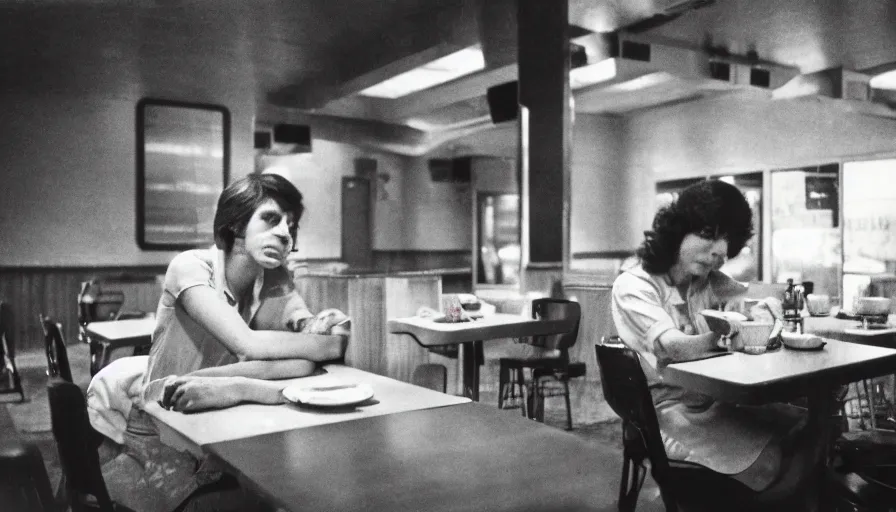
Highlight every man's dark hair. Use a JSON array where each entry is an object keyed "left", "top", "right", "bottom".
[
  {"left": 213, "top": 173, "right": 304, "bottom": 252},
  {"left": 636, "top": 180, "right": 754, "bottom": 274}
]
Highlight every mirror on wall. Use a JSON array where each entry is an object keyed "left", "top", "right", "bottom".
[
  {"left": 137, "top": 98, "right": 230, "bottom": 250},
  {"left": 475, "top": 193, "right": 520, "bottom": 287},
  {"left": 769, "top": 163, "right": 841, "bottom": 300}
]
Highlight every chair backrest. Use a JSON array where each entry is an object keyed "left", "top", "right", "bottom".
[
  {"left": 0, "top": 301, "right": 14, "bottom": 360},
  {"left": 411, "top": 363, "right": 447, "bottom": 393},
  {"left": 78, "top": 281, "right": 127, "bottom": 324},
  {"left": 40, "top": 315, "right": 73, "bottom": 383},
  {"left": 47, "top": 378, "right": 115, "bottom": 512},
  {"left": 594, "top": 340, "right": 672, "bottom": 480},
  {"left": 531, "top": 298, "right": 581, "bottom": 353}
]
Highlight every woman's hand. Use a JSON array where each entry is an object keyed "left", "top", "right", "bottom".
[{"left": 160, "top": 376, "right": 249, "bottom": 413}]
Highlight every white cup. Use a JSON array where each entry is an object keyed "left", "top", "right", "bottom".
[{"left": 806, "top": 294, "right": 831, "bottom": 316}]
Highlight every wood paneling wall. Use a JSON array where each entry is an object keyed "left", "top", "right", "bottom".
[
  {"left": 559, "top": 282, "right": 620, "bottom": 424},
  {"left": 295, "top": 274, "right": 456, "bottom": 389},
  {"left": 0, "top": 267, "right": 165, "bottom": 351}
]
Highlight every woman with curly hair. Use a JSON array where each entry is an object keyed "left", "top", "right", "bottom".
[{"left": 611, "top": 180, "right": 813, "bottom": 492}]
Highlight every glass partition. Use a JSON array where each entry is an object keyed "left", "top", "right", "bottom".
[
  {"left": 842, "top": 158, "right": 896, "bottom": 308},
  {"left": 769, "top": 164, "right": 841, "bottom": 300},
  {"left": 476, "top": 193, "right": 520, "bottom": 287}
]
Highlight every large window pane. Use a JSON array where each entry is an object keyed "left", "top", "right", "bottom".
[
  {"left": 769, "top": 164, "right": 841, "bottom": 300},
  {"left": 843, "top": 158, "right": 896, "bottom": 309}
]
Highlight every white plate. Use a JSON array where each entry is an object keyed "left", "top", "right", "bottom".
[{"left": 282, "top": 381, "right": 374, "bottom": 407}]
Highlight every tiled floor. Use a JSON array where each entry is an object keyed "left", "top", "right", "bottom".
[{"left": 2, "top": 344, "right": 666, "bottom": 511}]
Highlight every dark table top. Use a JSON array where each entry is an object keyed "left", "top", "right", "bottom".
[{"left": 206, "top": 402, "right": 623, "bottom": 512}]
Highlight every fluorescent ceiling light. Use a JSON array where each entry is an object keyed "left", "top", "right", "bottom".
[
  {"left": 359, "top": 47, "right": 485, "bottom": 99},
  {"left": 605, "top": 72, "right": 674, "bottom": 92},
  {"left": 569, "top": 58, "right": 616, "bottom": 89},
  {"left": 870, "top": 69, "right": 896, "bottom": 90}
]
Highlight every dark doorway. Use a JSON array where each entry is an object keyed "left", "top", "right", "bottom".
[{"left": 341, "top": 177, "right": 372, "bottom": 269}]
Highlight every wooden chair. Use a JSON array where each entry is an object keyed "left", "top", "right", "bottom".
[
  {"left": 0, "top": 435, "right": 57, "bottom": 512},
  {"left": 498, "top": 298, "right": 584, "bottom": 430},
  {"left": 595, "top": 339, "right": 819, "bottom": 511},
  {"left": 0, "top": 301, "right": 26, "bottom": 401},
  {"left": 48, "top": 377, "right": 123, "bottom": 512},
  {"left": 412, "top": 363, "right": 447, "bottom": 393},
  {"left": 40, "top": 315, "right": 73, "bottom": 384}
]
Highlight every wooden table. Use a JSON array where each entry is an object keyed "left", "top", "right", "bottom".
[
  {"left": 143, "top": 364, "right": 471, "bottom": 456},
  {"left": 388, "top": 313, "right": 577, "bottom": 401},
  {"left": 206, "top": 402, "right": 622, "bottom": 512},
  {"left": 84, "top": 318, "right": 156, "bottom": 373}
]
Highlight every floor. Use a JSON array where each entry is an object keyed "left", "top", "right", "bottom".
[{"left": 1, "top": 344, "right": 666, "bottom": 511}]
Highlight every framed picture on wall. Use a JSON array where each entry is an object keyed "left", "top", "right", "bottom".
[{"left": 136, "top": 98, "right": 230, "bottom": 250}]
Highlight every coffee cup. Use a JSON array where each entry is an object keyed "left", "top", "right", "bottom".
[
  {"left": 736, "top": 321, "right": 775, "bottom": 355},
  {"left": 805, "top": 294, "right": 831, "bottom": 316}
]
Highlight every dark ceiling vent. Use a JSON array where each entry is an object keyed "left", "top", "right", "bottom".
[
  {"left": 569, "top": 42, "right": 588, "bottom": 69},
  {"left": 254, "top": 131, "right": 272, "bottom": 149},
  {"left": 709, "top": 61, "right": 731, "bottom": 81},
  {"left": 429, "top": 157, "right": 472, "bottom": 184},
  {"left": 750, "top": 67, "right": 771, "bottom": 88},
  {"left": 620, "top": 40, "right": 651, "bottom": 62},
  {"left": 486, "top": 81, "right": 518, "bottom": 124}
]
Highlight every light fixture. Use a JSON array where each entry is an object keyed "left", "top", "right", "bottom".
[
  {"left": 359, "top": 46, "right": 486, "bottom": 99},
  {"left": 568, "top": 58, "right": 617, "bottom": 89},
  {"left": 869, "top": 69, "right": 896, "bottom": 90}
]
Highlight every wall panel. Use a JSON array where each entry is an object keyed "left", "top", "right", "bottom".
[{"left": 0, "top": 267, "right": 164, "bottom": 351}]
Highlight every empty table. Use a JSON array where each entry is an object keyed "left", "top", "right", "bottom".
[
  {"left": 388, "top": 313, "right": 577, "bottom": 400},
  {"left": 84, "top": 317, "right": 156, "bottom": 374}
]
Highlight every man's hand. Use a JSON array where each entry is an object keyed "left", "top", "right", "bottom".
[{"left": 160, "top": 376, "right": 248, "bottom": 413}]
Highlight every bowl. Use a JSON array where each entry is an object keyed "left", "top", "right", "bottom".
[
  {"left": 855, "top": 297, "right": 892, "bottom": 316},
  {"left": 736, "top": 321, "right": 775, "bottom": 355}
]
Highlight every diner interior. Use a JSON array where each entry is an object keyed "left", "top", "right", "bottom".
[{"left": 5, "top": 0, "right": 896, "bottom": 510}]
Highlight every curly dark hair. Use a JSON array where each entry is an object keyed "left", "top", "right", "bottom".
[
  {"left": 636, "top": 180, "right": 754, "bottom": 274},
  {"left": 213, "top": 173, "right": 304, "bottom": 252}
]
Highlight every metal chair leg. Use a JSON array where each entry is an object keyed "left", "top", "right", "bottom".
[
  {"left": 498, "top": 363, "right": 508, "bottom": 409},
  {"left": 862, "top": 379, "right": 877, "bottom": 429},
  {"left": 563, "top": 380, "right": 573, "bottom": 431},
  {"left": 519, "top": 369, "right": 529, "bottom": 418}
]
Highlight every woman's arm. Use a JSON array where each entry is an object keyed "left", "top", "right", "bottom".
[
  {"left": 186, "top": 358, "right": 317, "bottom": 380},
  {"left": 655, "top": 329, "right": 721, "bottom": 362},
  {"left": 180, "top": 285, "right": 347, "bottom": 361}
]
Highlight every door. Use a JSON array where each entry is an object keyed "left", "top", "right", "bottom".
[{"left": 341, "top": 177, "right": 373, "bottom": 269}]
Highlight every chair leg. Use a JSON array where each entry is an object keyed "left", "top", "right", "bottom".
[
  {"left": 519, "top": 369, "right": 529, "bottom": 418},
  {"left": 532, "top": 379, "right": 545, "bottom": 423},
  {"left": 618, "top": 450, "right": 648, "bottom": 512},
  {"left": 563, "top": 380, "right": 573, "bottom": 431},
  {"left": 498, "top": 363, "right": 507, "bottom": 409}
]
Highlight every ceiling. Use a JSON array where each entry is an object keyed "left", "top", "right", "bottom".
[{"left": 3, "top": 0, "right": 896, "bottom": 155}]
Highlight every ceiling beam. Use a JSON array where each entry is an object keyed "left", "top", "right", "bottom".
[
  {"left": 373, "top": 63, "right": 518, "bottom": 122},
  {"left": 267, "top": 0, "right": 480, "bottom": 110}
]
